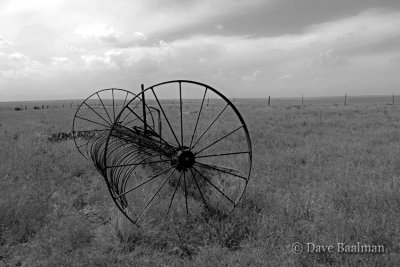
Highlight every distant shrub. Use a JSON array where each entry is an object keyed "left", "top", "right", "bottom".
[
  {"left": 33, "top": 106, "right": 41, "bottom": 110},
  {"left": 14, "top": 107, "right": 22, "bottom": 111}
]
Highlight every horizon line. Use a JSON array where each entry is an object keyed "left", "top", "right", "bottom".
[{"left": 0, "top": 93, "right": 397, "bottom": 103}]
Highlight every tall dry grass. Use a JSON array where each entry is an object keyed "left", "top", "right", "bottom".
[{"left": 0, "top": 102, "right": 399, "bottom": 265}]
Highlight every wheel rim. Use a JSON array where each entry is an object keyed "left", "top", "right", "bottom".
[
  {"left": 72, "top": 88, "right": 155, "bottom": 160},
  {"left": 103, "top": 80, "right": 252, "bottom": 225}
]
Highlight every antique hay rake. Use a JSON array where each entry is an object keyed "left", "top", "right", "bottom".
[{"left": 72, "top": 80, "right": 252, "bottom": 225}]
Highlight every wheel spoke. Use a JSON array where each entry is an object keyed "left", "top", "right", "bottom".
[
  {"left": 166, "top": 171, "right": 183, "bottom": 217},
  {"left": 189, "top": 87, "right": 207, "bottom": 148},
  {"left": 83, "top": 101, "right": 112, "bottom": 126},
  {"left": 112, "top": 88, "right": 116, "bottom": 121},
  {"left": 75, "top": 115, "right": 109, "bottom": 128},
  {"left": 191, "top": 104, "right": 228, "bottom": 149},
  {"left": 122, "top": 91, "right": 129, "bottom": 109},
  {"left": 179, "top": 82, "right": 184, "bottom": 147},
  {"left": 196, "top": 151, "right": 250, "bottom": 159},
  {"left": 195, "top": 125, "right": 243, "bottom": 155},
  {"left": 192, "top": 166, "right": 235, "bottom": 205},
  {"left": 183, "top": 170, "right": 188, "bottom": 215},
  {"left": 151, "top": 87, "right": 181, "bottom": 147},
  {"left": 126, "top": 106, "right": 157, "bottom": 133},
  {"left": 124, "top": 110, "right": 154, "bottom": 125},
  {"left": 114, "top": 165, "right": 175, "bottom": 199},
  {"left": 96, "top": 92, "right": 113, "bottom": 124},
  {"left": 135, "top": 167, "right": 177, "bottom": 223},
  {"left": 194, "top": 161, "right": 247, "bottom": 181},
  {"left": 189, "top": 167, "right": 210, "bottom": 212},
  {"left": 120, "top": 100, "right": 141, "bottom": 123}
]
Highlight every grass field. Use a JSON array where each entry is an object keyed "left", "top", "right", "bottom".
[{"left": 1, "top": 97, "right": 400, "bottom": 266}]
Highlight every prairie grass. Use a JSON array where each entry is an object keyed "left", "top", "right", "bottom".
[{"left": 0, "top": 101, "right": 400, "bottom": 266}]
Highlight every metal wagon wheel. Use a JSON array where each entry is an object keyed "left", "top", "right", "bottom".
[
  {"left": 103, "top": 80, "right": 252, "bottom": 225},
  {"left": 72, "top": 88, "right": 156, "bottom": 161}
]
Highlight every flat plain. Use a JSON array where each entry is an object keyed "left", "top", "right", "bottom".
[{"left": 1, "top": 96, "right": 400, "bottom": 266}]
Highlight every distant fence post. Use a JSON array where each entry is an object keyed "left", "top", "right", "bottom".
[
  {"left": 344, "top": 93, "right": 347, "bottom": 106},
  {"left": 268, "top": 96, "right": 271, "bottom": 106},
  {"left": 302, "top": 94, "right": 304, "bottom": 105},
  {"left": 393, "top": 93, "right": 395, "bottom": 105}
]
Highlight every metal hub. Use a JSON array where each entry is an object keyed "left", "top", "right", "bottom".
[{"left": 176, "top": 149, "right": 195, "bottom": 171}]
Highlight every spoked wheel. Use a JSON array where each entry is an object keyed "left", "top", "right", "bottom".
[
  {"left": 104, "top": 80, "right": 252, "bottom": 225},
  {"left": 72, "top": 88, "right": 155, "bottom": 161}
]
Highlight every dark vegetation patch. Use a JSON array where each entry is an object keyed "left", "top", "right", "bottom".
[{"left": 47, "top": 131, "right": 98, "bottom": 142}]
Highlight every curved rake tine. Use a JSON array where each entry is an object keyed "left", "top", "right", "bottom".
[
  {"left": 76, "top": 133, "right": 102, "bottom": 149},
  {"left": 115, "top": 165, "right": 175, "bottom": 199},
  {"left": 106, "top": 157, "right": 171, "bottom": 168},
  {"left": 110, "top": 123, "right": 172, "bottom": 152}
]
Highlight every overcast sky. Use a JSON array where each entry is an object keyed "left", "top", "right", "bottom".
[{"left": 1, "top": 0, "right": 400, "bottom": 101}]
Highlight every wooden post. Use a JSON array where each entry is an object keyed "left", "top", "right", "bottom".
[
  {"left": 268, "top": 96, "right": 271, "bottom": 106},
  {"left": 344, "top": 93, "right": 347, "bottom": 106}
]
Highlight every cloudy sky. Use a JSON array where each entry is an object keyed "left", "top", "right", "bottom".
[{"left": 0, "top": 0, "right": 400, "bottom": 101}]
